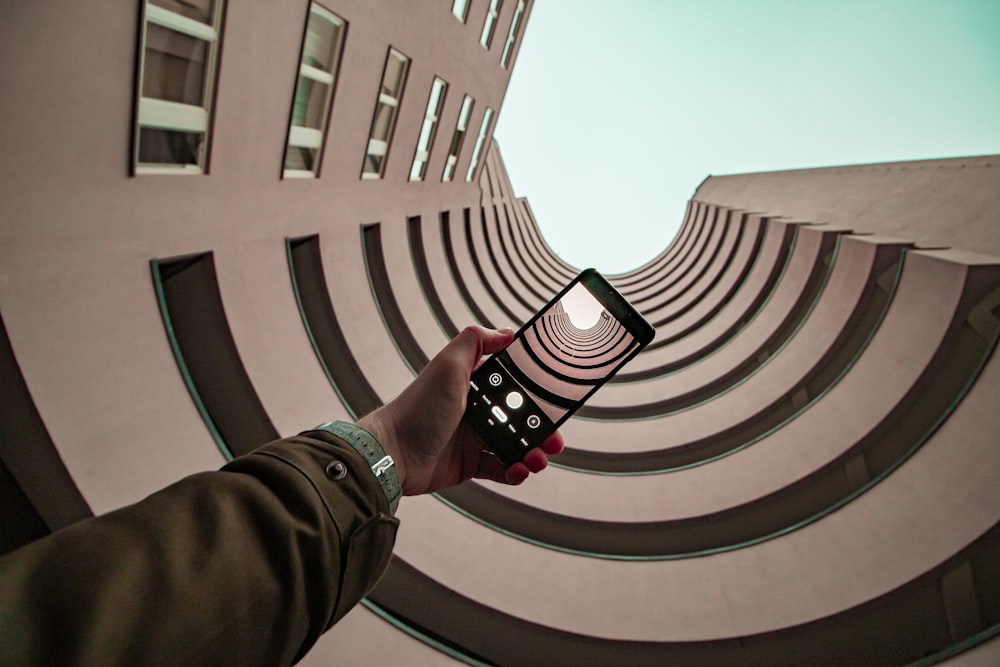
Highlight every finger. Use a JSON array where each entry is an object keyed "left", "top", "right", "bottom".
[
  {"left": 481, "top": 326, "right": 515, "bottom": 356},
  {"left": 453, "top": 326, "right": 513, "bottom": 372},
  {"left": 504, "top": 462, "right": 530, "bottom": 485},
  {"left": 540, "top": 430, "right": 565, "bottom": 456},
  {"left": 475, "top": 452, "right": 511, "bottom": 484},
  {"left": 523, "top": 448, "right": 548, "bottom": 474}
]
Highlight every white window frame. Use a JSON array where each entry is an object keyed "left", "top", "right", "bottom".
[
  {"left": 442, "top": 95, "right": 474, "bottom": 182},
  {"left": 409, "top": 77, "right": 449, "bottom": 181},
  {"left": 465, "top": 107, "right": 493, "bottom": 182},
  {"left": 480, "top": 0, "right": 502, "bottom": 48},
  {"left": 362, "top": 48, "right": 409, "bottom": 180},
  {"left": 452, "top": 0, "right": 471, "bottom": 23},
  {"left": 500, "top": 0, "right": 525, "bottom": 69},
  {"left": 134, "top": 1, "right": 224, "bottom": 175},
  {"left": 283, "top": 4, "right": 346, "bottom": 179}
]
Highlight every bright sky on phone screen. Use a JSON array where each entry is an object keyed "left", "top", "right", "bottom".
[{"left": 499, "top": 282, "right": 640, "bottom": 422}]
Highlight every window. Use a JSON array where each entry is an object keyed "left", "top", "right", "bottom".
[
  {"left": 442, "top": 95, "right": 474, "bottom": 182},
  {"left": 410, "top": 77, "right": 448, "bottom": 181},
  {"left": 134, "top": 0, "right": 225, "bottom": 175},
  {"left": 362, "top": 48, "right": 409, "bottom": 180},
  {"left": 283, "top": 4, "right": 346, "bottom": 178},
  {"left": 465, "top": 107, "right": 493, "bottom": 181},
  {"left": 500, "top": 0, "right": 525, "bottom": 69},
  {"left": 480, "top": 0, "right": 502, "bottom": 48},
  {"left": 452, "top": 0, "right": 470, "bottom": 22}
]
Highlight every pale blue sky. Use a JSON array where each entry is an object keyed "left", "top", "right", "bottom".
[{"left": 494, "top": 0, "right": 1000, "bottom": 274}]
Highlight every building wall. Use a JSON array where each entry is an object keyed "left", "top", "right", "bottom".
[
  {"left": 0, "top": 0, "right": 527, "bottom": 512},
  {"left": 2, "top": 2, "right": 1000, "bottom": 665},
  {"left": 695, "top": 156, "right": 1000, "bottom": 256}
]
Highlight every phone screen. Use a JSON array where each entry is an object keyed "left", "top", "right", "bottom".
[{"left": 464, "top": 270, "right": 654, "bottom": 465}]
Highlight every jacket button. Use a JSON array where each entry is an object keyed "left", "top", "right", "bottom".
[{"left": 325, "top": 460, "right": 347, "bottom": 480}]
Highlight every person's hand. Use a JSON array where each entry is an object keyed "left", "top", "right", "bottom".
[{"left": 358, "top": 326, "right": 564, "bottom": 495}]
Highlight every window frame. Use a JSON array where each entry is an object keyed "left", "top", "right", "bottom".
[
  {"left": 451, "top": 0, "right": 471, "bottom": 23},
  {"left": 480, "top": 0, "right": 502, "bottom": 48},
  {"left": 465, "top": 107, "right": 494, "bottom": 182},
  {"left": 132, "top": 0, "right": 226, "bottom": 175},
  {"left": 442, "top": 94, "right": 474, "bottom": 182},
  {"left": 500, "top": 0, "right": 525, "bottom": 69},
  {"left": 409, "top": 77, "right": 449, "bottom": 182},
  {"left": 281, "top": 3, "right": 347, "bottom": 179},
  {"left": 362, "top": 47, "right": 410, "bottom": 180}
]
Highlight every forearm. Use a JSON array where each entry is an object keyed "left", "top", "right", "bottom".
[{"left": 0, "top": 431, "right": 398, "bottom": 667}]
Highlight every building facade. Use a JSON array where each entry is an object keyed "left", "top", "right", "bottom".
[{"left": 2, "top": 1, "right": 1000, "bottom": 664}]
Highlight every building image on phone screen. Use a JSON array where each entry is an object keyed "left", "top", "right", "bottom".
[{"left": 500, "top": 283, "right": 640, "bottom": 422}]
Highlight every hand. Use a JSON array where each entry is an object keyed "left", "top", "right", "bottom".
[{"left": 358, "top": 326, "right": 564, "bottom": 495}]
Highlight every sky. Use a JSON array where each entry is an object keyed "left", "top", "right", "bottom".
[
  {"left": 560, "top": 282, "right": 605, "bottom": 328},
  {"left": 493, "top": 0, "right": 1000, "bottom": 275}
]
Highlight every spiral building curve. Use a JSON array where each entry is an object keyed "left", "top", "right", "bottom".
[{"left": 2, "top": 2, "right": 1000, "bottom": 665}]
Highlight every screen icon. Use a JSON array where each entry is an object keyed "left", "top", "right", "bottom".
[
  {"left": 526, "top": 415, "right": 541, "bottom": 429},
  {"left": 489, "top": 372, "right": 503, "bottom": 387},
  {"left": 505, "top": 391, "right": 524, "bottom": 409},
  {"left": 491, "top": 406, "right": 508, "bottom": 423}
]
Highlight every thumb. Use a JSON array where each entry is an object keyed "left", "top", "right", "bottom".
[
  {"left": 454, "top": 326, "right": 514, "bottom": 369},
  {"left": 481, "top": 326, "right": 515, "bottom": 356}
]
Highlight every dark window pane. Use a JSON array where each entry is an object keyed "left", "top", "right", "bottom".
[
  {"left": 290, "top": 77, "right": 330, "bottom": 129},
  {"left": 371, "top": 102, "right": 395, "bottom": 142},
  {"left": 143, "top": 23, "right": 208, "bottom": 106},
  {"left": 284, "top": 145, "right": 318, "bottom": 172},
  {"left": 449, "top": 129, "right": 466, "bottom": 156},
  {"left": 139, "top": 128, "right": 202, "bottom": 165},
  {"left": 149, "top": 0, "right": 215, "bottom": 25},
  {"left": 303, "top": 12, "right": 340, "bottom": 72},
  {"left": 364, "top": 154, "right": 383, "bottom": 175},
  {"left": 381, "top": 54, "right": 407, "bottom": 97}
]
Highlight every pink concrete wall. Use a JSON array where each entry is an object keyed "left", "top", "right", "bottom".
[{"left": 2, "top": 1, "right": 999, "bottom": 663}]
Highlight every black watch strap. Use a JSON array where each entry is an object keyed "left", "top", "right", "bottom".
[{"left": 315, "top": 421, "right": 401, "bottom": 514}]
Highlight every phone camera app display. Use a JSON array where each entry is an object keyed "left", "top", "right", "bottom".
[
  {"left": 499, "top": 282, "right": 640, "bottom": 425},
  {"left": 467, "top": 356, "right": 555, "bottom": 465},
  {"left": 464, "top": 269, "right": 654, "bottom": 466}
]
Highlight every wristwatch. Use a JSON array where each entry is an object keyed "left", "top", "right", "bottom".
[{"left": 315, "top": 421, "right": 401, "bottom": 514}]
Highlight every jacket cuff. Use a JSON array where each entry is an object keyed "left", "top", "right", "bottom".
[
  {"left": 232, "top": 431, "right": 400, "bottom": 631},
  {"left": 311, "top": 421, "right": 401, "bottom": 514}
]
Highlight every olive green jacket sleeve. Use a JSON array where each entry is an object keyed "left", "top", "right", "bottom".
[{"left": 0, "top": 430, "right": 400, "bottom": 666}]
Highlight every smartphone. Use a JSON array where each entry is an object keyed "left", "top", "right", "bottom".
[{"left": 463, "top": 268, "right": 655, "bottom": 466}]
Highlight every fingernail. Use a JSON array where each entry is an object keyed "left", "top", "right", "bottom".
[{"left": 499, "top": 327, "right": 514, "bottom": 336}]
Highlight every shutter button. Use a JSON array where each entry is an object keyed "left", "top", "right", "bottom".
[{"left": 325, "top": 460, "right": 347, "bottom": 480}]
